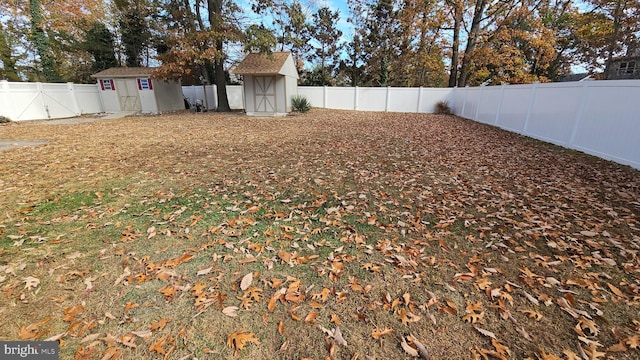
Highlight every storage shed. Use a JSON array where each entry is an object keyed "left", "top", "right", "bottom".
[
  {"left": 234, "top": 52, "right": 299, "bottom": 116},
  {"left": 91, "top": 67, "right": 184, "bottom": 113}
]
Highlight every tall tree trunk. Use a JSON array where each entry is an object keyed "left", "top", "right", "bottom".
[
  {"left": 30, "top": 0, "right": 61, "bottom": 82},
  {"left": 448, "top": 0, "right": 462, "bottom": 87},
  {"left": 207, "top": 0, "right": 231, "bottom": 111},
  {"left": 458, "top": 0, "right": 488, "bottom": 86},
  {"left": 604, "top": 0, "right": 622, "bottom": 79}
]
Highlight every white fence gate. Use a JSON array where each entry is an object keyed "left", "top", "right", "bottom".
[{"left": 0, "top": 81, "right": 103, "bottom": 121}]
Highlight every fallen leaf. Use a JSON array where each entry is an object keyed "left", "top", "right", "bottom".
[
  {"left": 18, "top": 317, "right": 51, "bottom": 339},
  {"left": 519, "top": 309, "right": 543, "bottom": 321},
  {"left": 222, "top": 306, "right": 239, "bottom": 317},
  {"left": 196, "top": 267, "right": 213, "bottom": 276},
  {"left": 63, "top": 304, "right": 85, "bottom": 322},
  {"left": 372, "top": 326, "right": 393, "bottom": 340},
  {"left": 240, "top": 272, "right": 253, "bottom": 291},
  {"left": 227, "top": 329, "right": 260, "bottom": 355},
  {"left": 474, "top": 326, "right": 496, "bottom": 339},
  {"left": 607, "top": 283, "right": 624, "bottom": 297},
  {"left": 23, "top": 276, "right": 40, "bottom": 290},
  {"left": 462, "top": 312, "right": 484, "bottom": 324},
  {"left": 80, "top": 333, "right": 101, "bottom": 343},
  {"left": 401, "top": 336, "right": 419, "bottom": 357},
  {"left": 304, "top": 311, "right": 319, "bottom": 324}
]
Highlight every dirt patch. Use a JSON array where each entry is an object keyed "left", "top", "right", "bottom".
[{"left": 0, "top": 139, "right": 48, "bottom": 151}]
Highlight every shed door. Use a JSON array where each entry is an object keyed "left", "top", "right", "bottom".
[
  {"left": 115, "top": 79, "right": 141, "bottom": 111},
  {"left": 253, "top": 76, "right": 276, "bottom": 113}
]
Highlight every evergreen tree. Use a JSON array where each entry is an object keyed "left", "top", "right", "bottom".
[
  {"left": 84, "top": 22, "right": 119, "bottom": 72},
  {"left": 0, "top": 23, "right": 21, "bottom": 81},
  {"left": 115, "top": 0, "right": 152, "bottom": 67},
  {"left": 310, "top": 7, "right": 343, "bottom": 85}
]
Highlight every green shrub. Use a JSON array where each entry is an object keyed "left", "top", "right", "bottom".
[
  {"left": 434, "top": 101, "right": 452, "bottom": 115},
  {"left": 291, "top": 95, "right": 312, "bottom": 113},
  {"left": 0, "top": 116, "right": 10, "bottom": 124}
]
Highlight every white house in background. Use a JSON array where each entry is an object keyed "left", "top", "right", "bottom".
[
  {"left": 91, "top": 67, "right": 184, "bottom": 113},
  {"left": 234, "top": 52, "right": 298, "bottom": 116}
]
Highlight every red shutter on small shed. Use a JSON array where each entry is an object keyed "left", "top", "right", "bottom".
[
  {"left": 137, "top": 78, "right": 142, "bottom": 90},
  {"left": 148, "top": 79, "right": 153, "bottom": 90},
  {"left": 110, "top": 79, "right": 115, "bottom": 90},
  {"left": 99, "top": 79, "right": 105, "bottom": 91}
]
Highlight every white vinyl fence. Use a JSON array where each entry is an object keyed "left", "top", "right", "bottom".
[
  {"left": 0, "top": 81, "right": 103, "bottom": 121},
  {"left": 451, "top": 80, "right": 640, "bottom": 170},
  {"left": 1, "top": 79, "right": 638, "bottom": 169},
  {"left": 181, "top": 84, "right": 244, "bottom": 110},
  {"left": 298, "top": 86, "right": 453, "bottom": 113}
]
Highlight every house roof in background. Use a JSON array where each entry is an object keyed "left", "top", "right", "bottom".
[
  {"left": 91, "top": 67, "right": 155, "bottom": 78},
  {"left": 234, "top": 52, "right": 292, "bottom": 75},
  {"left": 558, "top": 73, "right": 592, "bottom": 82}
]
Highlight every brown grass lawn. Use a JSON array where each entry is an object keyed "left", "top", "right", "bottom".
[{"left": 0, "top": 109, "right": 638, "bottom": 359}]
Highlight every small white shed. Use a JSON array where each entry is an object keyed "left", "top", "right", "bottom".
[
  {"left": 91, "top": 67, "right": 184, "bottom": 114},
  {"left": 234, "top": 52, "right": 299, "bottom": 116}
]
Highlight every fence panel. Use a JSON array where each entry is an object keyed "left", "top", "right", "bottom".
[
  {"left": 460, "top": 87, "right": 482, "bottom": 120},
  {"left": 357, "top": 87, "right": 387, "bottom": 111},
  {"left": 388, "top": 88, "right": 419, "bottom": 112},
  {"left": 419, "top": 88, "right": 453, "bottom": 113},
  {"left": 475, "top": 86, "right": 500, "bottom": 124},
  {"left": 326, "top": 87, "right": 356, "bottom": 110},
  {"left": 526, "top": 83, "right": 581, "bottom": 145},
  {"left": 571, "top": 81, "right": 640, "bottom": 166},
  {"left": 298, "top": 87, "right": 324, "bottom": 107},
  {"left": 75, "top": 84, "right": 104, "bottom": 114},
  {"left": 494, "top": 85, "right": 533, "bottom": 132},
  {"left": 226, "top": 85, "right": 244, "bottom": 109}
]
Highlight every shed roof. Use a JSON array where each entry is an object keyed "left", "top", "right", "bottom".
[
  {"left": 234, "top": 52, "right": 297, "bottom": 78},
  {"left": 91, "top": 67, "right": 155, "bottom": 78}
]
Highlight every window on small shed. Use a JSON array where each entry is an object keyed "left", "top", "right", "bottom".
[
  {"left": 100, "top": 79, "right": 115, "bottom": 91},
  {"left": 137, "top": 78, "right": 153, "bottom": 90}
]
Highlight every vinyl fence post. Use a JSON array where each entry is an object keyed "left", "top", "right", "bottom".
[
  {"left": 417, "top": 87, "right": 423, "bottom": 113},
  {"left": 37, "top": 82, "right": 49, "bottom": 119},
  {"left": 460, "top": 87, "right": 467, "bottom": 117},
  {"left": 323, "top": 86, "right": 328, "bottom": 108},
  {"left": 0, "top": 80, "right": 10, "bottom": 119},
  {"left": 495, "top": 84, "right": 505, "bottom": 125},
  {"left": 354, "top": 86, "right": 358, "bottom": 110},
  {"left": 523, "top": 83, "right": 538, "bottom": 134},
  {"left": 67, "top": 82, "right": 82, "bottom": 115},
  {"left": 385, "top": 86, "right": 390, "bottom": 112}
]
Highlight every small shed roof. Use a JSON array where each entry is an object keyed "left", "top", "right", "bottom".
[
  {"left": 234, "top": 52, "right": 298, "bottom": 79},
  {"left": 91, "top": 67, "right": 155, "bottom": 78}
]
